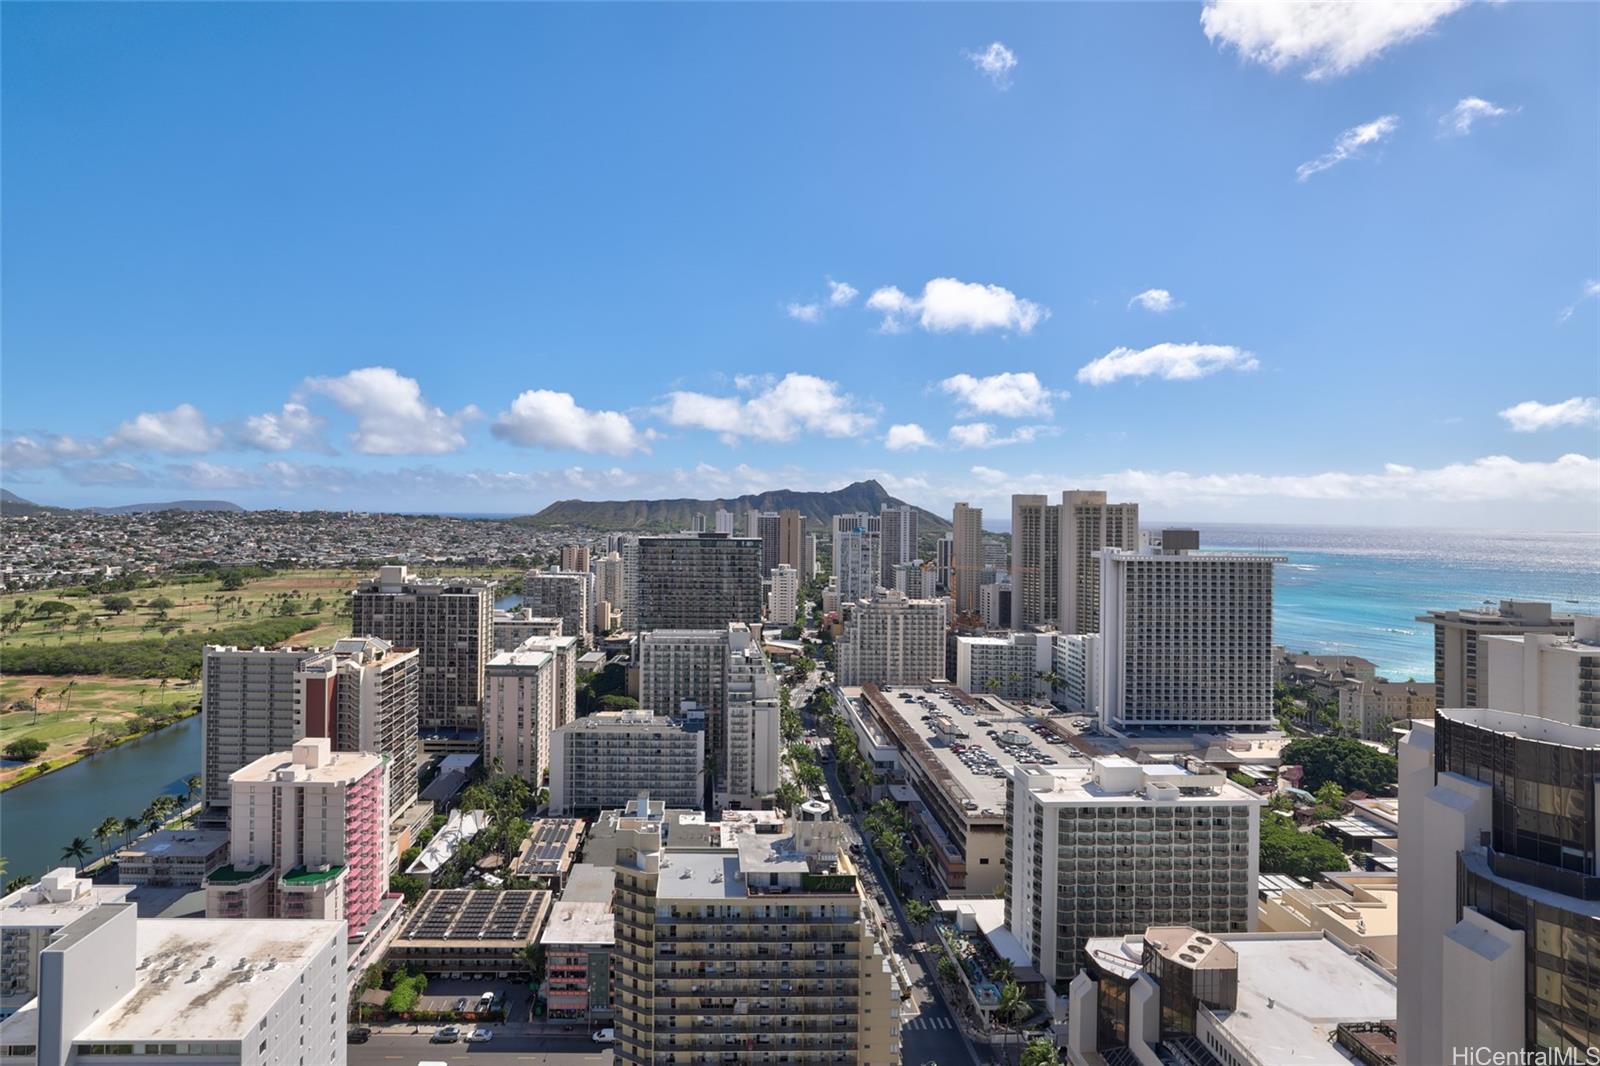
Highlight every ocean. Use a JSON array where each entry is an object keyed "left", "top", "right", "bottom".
[{"left": 1192, "top": 525, "right": 1600, "bottom": 682}]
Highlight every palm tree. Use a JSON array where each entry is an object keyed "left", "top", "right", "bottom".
[
  {"left": 30, "top": 686, "right": 45, "bottom": 725},
  {"left": 95, "top": 817, "right": 124, "bottom": 861},
  {"left": 184, "top": 775, "right": 202, "bottom": 810},
  {"left": 58, "top": 679, "right": 77, "bottom": 722},
  {"left": 156, "top": 678, "right": 169, "bottom": 711},
  {"left": 60, "top": 837, "right": 92, "bottom": 870},
  {"left": 87, "top": 716, "right": 100, "bottom": 744},
  {"left": 994, "top": 979, "right": 1031, "bottom": 1060},
  {"left": 120, "top": 816, "right": 141, "bottom": 846}
]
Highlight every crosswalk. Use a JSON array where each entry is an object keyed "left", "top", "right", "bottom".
[{"left": 901, "top": 1013, "right": 956, "bottom": 1031}]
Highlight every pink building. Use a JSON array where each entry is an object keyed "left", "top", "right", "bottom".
[{"left": 205, "top": 737, "right": 389, "bottom": 936}]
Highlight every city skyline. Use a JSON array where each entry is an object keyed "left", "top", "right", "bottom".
[{"left": 3, "top": 3, "right": 1598, "bottom": 529}]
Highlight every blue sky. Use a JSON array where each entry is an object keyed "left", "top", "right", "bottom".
[{"left": 3, "top": 1, "right": 1597, "bottom": 528}]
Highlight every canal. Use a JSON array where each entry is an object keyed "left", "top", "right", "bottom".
[{"left": 0, "top": 714, "right": 201, "bottom": 883}]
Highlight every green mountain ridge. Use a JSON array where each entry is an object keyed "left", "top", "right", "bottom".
[{"left": 513, "top": 479, "right": 950, "bottom": 534}]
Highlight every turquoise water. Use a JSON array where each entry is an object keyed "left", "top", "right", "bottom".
[{"left": 1195, "top": 525, "right": 1600, "bottom": 681}]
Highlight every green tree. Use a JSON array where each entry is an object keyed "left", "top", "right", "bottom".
[
  {"left": 146, "top": 596, "right": 175, "bottom": 612},
  {"left": 904, "top": 899, "right": 933, "bottom": 929},
  {"left": 95, "top": 817, "right": 123, "bottom": 860},
  {"left": 1259, "top": 813, "right": 1347, "bottom": 878},
  {"left": 3, "top": 737, "right": 48, "bottom": 761},
  {"left": 1021, "top": 1038, "right": 1062, "bottom": 1066},
  {"left": 184, "top": 775, "right": 202, "bottom": 809},
  {"left": 60, "top": 837, "right": 92, "bottom": 869},
  {"left": 1282, "top": 736, "right": 1397, "bottom": 794}
]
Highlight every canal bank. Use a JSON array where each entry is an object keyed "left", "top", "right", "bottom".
[{"left": 0, "top": 712, "right": 201, "bottom": 883}]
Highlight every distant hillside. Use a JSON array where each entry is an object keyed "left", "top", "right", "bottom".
[
  {"left": 515, "top": 479, "right": 949, "bottom": 534},
  {"left": 85, "top": 500, "right": 245, "bottom": 515},
  {"left": 0, "top": 489, "right": 70, "bottom": 517},
  {"left": 0, "top": 490, "right": 245, "bottom": 517}
]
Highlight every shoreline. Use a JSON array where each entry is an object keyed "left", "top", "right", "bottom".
[{"left": 0, "top": 705, "right": 200, "bottom": 794}]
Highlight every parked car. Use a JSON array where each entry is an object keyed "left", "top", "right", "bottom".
[
  {"left": 346, "top": 1027, "right": 371, "bottom": 1044},
  {"left": 431, "top": 1026, "right": 461, "bottom": 1044},
  {"left": 593, "top": 1028, "right": 617, "bottom": 1044},
  {"left": 465, "top": 1027, "right": 493, "bottom": 1043},
  {"left": 454, "top": 997, "right": 469, "bottom": 1012}
]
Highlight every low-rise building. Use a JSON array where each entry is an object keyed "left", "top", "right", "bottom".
[
  {"left": 0, "top": 903, "right": 345, "bottom": 1066},
  {"left": 540, "top": 864, "right": 615, "bottom": 1023},
  {"left": 0, "top": 871, "right": 133, "bottom": 1017},
  {"left": 1256, "top": 871, "right": 1398, "bottom": 973},
  {"left": 1337, "top": 679, "right": 1435, "bottom": 739},
  {"left": 548, "top": 711, "right": 704, "bottom": 815},
  {"left": 386, "top": 889, "right": 551, "bottom": 979},
  {"left": 511, "top": 818, "right": 585, "bottom": 889},
  {"left": 1068, "top": 926, "right": 1396, "bottom": 1066},
  {"left": 114, "top": 829, "right": 230, "bottom": 887}
]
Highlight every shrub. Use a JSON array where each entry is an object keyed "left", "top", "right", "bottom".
[{"left": 3, "top": 737, "right": 49, "bottom": 762}]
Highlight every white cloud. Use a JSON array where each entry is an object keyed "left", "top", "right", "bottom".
[
  {"left": 238, "top": 403, "right": 327, "bottom": 452},
  {"left": 786, "top": 302, "right": 822, "bottom": 323},
  {"left": 60, "top": 461, "right": 150, "bottom": 486},
  {"left": 1076, "top": 342, "right": 1260, "bottom": 386},
  {"left": 1440, "top": 97, "right": 1515, "bottom": 137},
  {"left": 827, "top": 278, "right": 859, "bottom": 306},
  {"left": 491, "top": 390, "right": 648, "bottom": 455},
  {"left": 1128, "top": 288, "right": 1181, "bottom": 313},
  {"left": 1, "top": 434, "right": 106, "bottom": 469},
  {"left": 867, "top": 277, "right": 1048, "bottom": 335},
  {"left": 112, "top": 404, "right": 224, "bottom": 454},
  {"left": 1558, "top": 280, "right": 1600, "bottom": 324},
  {"left": 948, "top": 423, "right": 1054, "bottom": 449},
  {"left": 303, "top": 367, "right": 478, "bottom": 455},
  {"left": 938, "top": 372, "right": 1061, "bottom": 418},
  {"left": 965, "top": 42, "right": 1018, "bottom": 87},
  {"left": 1499, "top": 397, "right": 1600, "bottom": 433},
  {"left": 1296, "top": 115, "right": 1400, "bottom": 182},
  {"left": 884, "top": 423, "right": 936, "bottom": 452},
  {"left": 1201, "top": 0, "right": 1468, "bottom": 80},
  {"left": 663, "top": 373, "right": 875, "bottom": 443},
  {"left": 166, "top": 461, "right": 263, "bottom": 490}
]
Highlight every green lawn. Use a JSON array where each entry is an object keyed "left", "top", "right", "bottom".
[{"left": 0, "top": 674, "right": 198, "bottom": 789}]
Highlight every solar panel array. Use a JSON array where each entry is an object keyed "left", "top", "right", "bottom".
[
  {"left": 398, "top": 889, "right": 549, "bottom": 942},
  {"left": 514, "top": 818, "right": 582, "bottom": 877}
]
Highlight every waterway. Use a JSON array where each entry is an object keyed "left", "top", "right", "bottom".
[{"left": 0, "top": 714, "right": 201, "bottom": 883}]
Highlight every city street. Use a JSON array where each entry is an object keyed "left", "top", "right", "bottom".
[{"left": 348, "top": 1030, "right": 611, "bottom": 1066}]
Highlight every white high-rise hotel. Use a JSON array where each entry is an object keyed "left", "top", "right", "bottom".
[
  {"left": 837, "top": 589, "right": 948, "bottom": 687},
  {"left": 1098, "top": 530, "right": 1284, "bottom": 729},
  {"left": 767, "top": 562, "right": 800, "bottom": 626},
  {"left": 1010, "top": 490, "right": 1139, "bottom": 633}
]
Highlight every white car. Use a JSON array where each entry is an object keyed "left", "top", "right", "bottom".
[
  {"left": 464, "top": 1027, "right": 493, "bottom": 1043},
  {"left": 592, "top": 1028, "right": 616, "bottom": 1044}
]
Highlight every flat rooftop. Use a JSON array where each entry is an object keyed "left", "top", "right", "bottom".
[
  {"left": 77, "top": 918, "right": 343, "bottom": 1042},
  {"left": 0, "top": 872, "right": 133, "bottom": 927},
  {"left": 396, "top": 889, "right": 551, "bottom": 946},
  {"left": 1213, "top": 935, "right": 1396, "bottom": 1066},
  {"left": 117, "top": 829, "right": 229, "bottom": 861},
  {"left": 514, "top": 818, "right": 584, "bottom": 878},
  {"left": 1013, "top": 760, "right": 1262, "bottom": 807},
  {"left": 854, "top": 684, "right": 1086, "bottom": 816},
  {"left": 541, "top": 900, "right": 614, "bottom": 947}
]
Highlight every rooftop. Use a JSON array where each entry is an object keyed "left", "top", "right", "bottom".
[
  {"left": 282, "top": 864, "right": 344, "bottom": 886},
  {"left": 231, "top": 737, "right": 383, "bottom": 785},
  {"left": 396, "top": 889, "right": 552, "bottom": 946},
  {"left": 116, "top": 829, "right": 230, "bottom": 861},
  {"left": 487, "top": 648, "right": 554, "bottom": 669},
  {"left": 204, "top": 863, "right": 272, "bottom": 885},
  {"left": 513, "top": 818, "right": 585, "bottom": 878},
  {"left": 77, "top": 917, "right": 344, "bottom": 1042},
  {"left": 0, "top": 869, "right": 133, "bottom": 927},
  {"left": 541, "top": 900, "right": 614, "bottom": 947},
  {"left": 1013, "top": 756, "right": 1264, "bottom": 808},
  {"left": 1438, "top": 705, "right": 1600, "bottom": 749}
]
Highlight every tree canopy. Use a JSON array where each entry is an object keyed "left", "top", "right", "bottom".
[
  {"left": 1259, "top": 812, "right": 1347, "bottom": 878},
  {"left": 1282, "top": 736, "right": 1397, "bottom": 794}
]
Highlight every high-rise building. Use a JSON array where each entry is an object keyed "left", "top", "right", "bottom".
[
  {"left": 1053, "top": 632, "right": 1102, "bottom": 714},
  {"left": 547, "top": 711, "right": 705, "bottom": 815},
  {"left": 804, "top": 531, "right": 819, "bottom": 579},
  {"left": 205, "top": 738, "right": 389, "bottom": 937},
  {"left": 893, "top": 560, "right": 936, "bottom": 599},
  {"left": 200, "top": 644, "right": 320, "bottom": 817},
  {"left": 935, "top": 533, "right": 954, "bottom": 595},
  {"left": 768, "top": 563, "right": 800, "bottom": 625},
  {"left": 693, "top": 513, "right": 707, "bottom": 532},
  {"left": 1007, "top": 757, "right": 1262, "bottom": 988},
  {"left": 978, "top": 574, "right": 1011, "bottom": 631},
  {"left": 954, "top": 631, "right": 1051, "bottom": 699},
  {"left": 952, "top": 502, "right": 983, "bottom": 615},
  {"left": 484, "top": 647, "right": 559, "bottom": 785},
  {"left": 637, "top": 624, "right": 781, "bottom": 809},
  {"left": 837, "top": 589, "right": 948, "bottom": 687},
  {"left": 610, "top": 804, "right": 902, "bottom": 1066},
  {"left": 9, "top": 903, "right": 346, "bottom": 1066},
  {"left": 1481, "top": 615, "right": 1600, "bottom": 727},
  {"left": 520, "top": 633, "right": 579, "bottom": 728},
  {"left": 833, "top": 521, "right": 882, "bottom": 604},
  {"left": 1417, "top": 600, "right": 1577, "bottom": 709},
  {"left": 351, "top": 565, "right": 494, "bottom": 738},
  {"left": 634, "top": 533, "right": 764, "bottom": 632},
  {"left": 525, "top": 568, "right": 592, "bottom": 649},
  {"left": 714, "top": 509, "right": 735, "bottom": 535},
  {"left": 1058, "top": 490, "right": 1138, "bottom": 635},
  {"left": 0, "top": 870, "right": 133, "bottom": 1015},
  {"left": 1399, "top": 708, "right": 1600, "bottom": 1063},
  {"left": 1098, "top": 532, "right": 1284, "bottom": 729},
  {"left": 595, "top": 551, "right": 627, "bottom": 629},
  {"left": 777, "top": 508, "right": 805, "bottom": 572},
  {"left": 295, "top": 636, "right": 421, "bottom": 820},
  {"left": 878, "top": 504, "right": 918, "bottom": 587},
  {"left": 493, "top": 607, "right": 563, "bottom": 650},
  {"left": 619, "top": 534, "right": 640, "bottom": 632},
  {"left": 751, "top": 511, "right": 782, "bottom": 575},
  {"left": 1009, "top": 494, "right": 1059, "bottom": 629},
  {"left": 561, "top": 544, "right": 592, "bottom": 573}
]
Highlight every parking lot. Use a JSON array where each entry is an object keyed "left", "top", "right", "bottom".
[{"left": 348, "top": 1028, "right": 611, "bottom": 1066}]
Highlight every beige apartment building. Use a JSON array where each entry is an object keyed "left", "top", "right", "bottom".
[
  {"left": 951, "top": 502, "right": 983, "bottom": 616},
  {"left": 836, "top": 589, "right": 948, "bottom": 688},
  {"left": 1415, "top": 598, "right": 1575, "bottom": 709},
  {"left": 611, "top": 802, "right": 902, "bottom": 1066},
  {"left": 1058, "top": 489, "right": 1138, "bottom": 635},
  {"left": 547, "top": 710, "right": 705, "bottom": 815},
  {"left": 295, "top": 635, "right": 422, "bottom": 819},
  {"left": 484, "top": 646, "right": 560, "bottom": 785}
]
